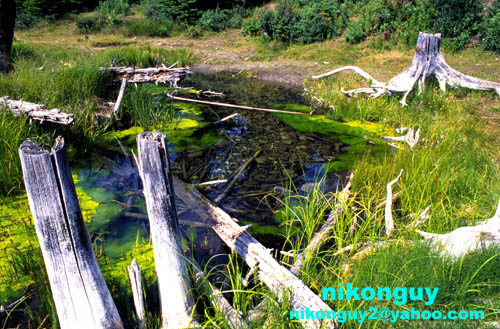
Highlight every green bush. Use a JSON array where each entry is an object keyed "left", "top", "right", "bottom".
[
  {"left": 197, "top": 7, "right": 228, "bottom": 32},
  {"left": 126, "top": 19, "right": 171, "bottom": 37},
  {"left": 482, "top": 3, "right": 500, "bottom": 52},
  {"left": 186, "top": 25, "right": 203, "bottom": 38},
  {"left": 345, "top": 21, "right": 366, "bottom": 44},
  {"left": 76, "top": 16, "right": 102, "bottom": 33},
  {"left": 97, "top": 0, "right": 130, "bottom": 25},
  {"left": 242, "top": 17, "right": 260, "bottom": 36}
]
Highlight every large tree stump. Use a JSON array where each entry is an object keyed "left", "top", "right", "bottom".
[
  {"left": 18, "top": 137, "right": 122, "bottom": 329},
  {"left": 0, "top": 0, "right": 16, "bottom": 71},
  {"left": 313, "top": 32, "right": 500, "bottom": 106}
]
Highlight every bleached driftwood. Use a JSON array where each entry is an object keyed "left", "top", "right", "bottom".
[
  {"left": 312, "top": 32, "right": 500, "bottom": 106},
  {"left": 385, "top": 169, "right": 403, "bottom": 238},
  {"left": 384, "top": 128, "right": 420, "bottom": 149},
  {"left": 128, "top": 259, "right": 146, "bottom": 329},
  {"left": 18, "top": 137, "right": 122, "bottom": 329},
  {"left": 171, "top": 176, "right": 336, "bottom": 329},
  {"left": 113, "top": 78, "right": 127, "bottom": 118},
  {"left": 416, "top": 200, "right": 500, "bottom": 258},
  {"left": 136, "top": 132, "right": 198, "bottom": 329},
  {"left": 1, "top": 96, "right": 74, "bottom": 124},
  {"left": 291, "top": 173, "right": 354, "bottom": 275},
  {"left": 107, "top": 66, "right": 191, "bottom": 87}
]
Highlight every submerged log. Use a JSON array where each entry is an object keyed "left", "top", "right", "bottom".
[
  {"left": 136, "top": 132, "right": 198, "bottom": 329},
  {"left": 107, "top": 67, "right": 191, "bottom": 87},
  {"left": 313, "top": 32, "right": 500, "bottom": 106},
  {"left": 18, "top": 137, "right": 122, "bottom": 329},
  {"left": 171, "top": 176, "right": 336, "bottom": 329},
  {"left": 0, "top": 97, "right": 74, "bottom": 124}
]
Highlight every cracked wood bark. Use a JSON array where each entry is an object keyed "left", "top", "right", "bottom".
[
  {"left": 0, "top": 97, "right": 74, "bottom": 125},
  {"left": 0, "top": 0, "right": 15, "bottom": 71},
  {"left": 18, "top": 137, "right": 122, "bottom": 329},
  {"left": 136, "top": 132, "right": 197, "bottom": 329},
  {"left": 313, "top": 32, "right": 500, "bottom": 106},
  {"left": 171, "top": 176, "right": 336, "bottom": 329}
]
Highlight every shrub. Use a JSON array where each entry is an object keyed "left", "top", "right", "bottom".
[
  {"left": 197, "top": 7, "right": 228, "bottom": 32},
  {"left": 345, "top": 21, "right": 365, "bottom": 44},
  {"left": 126, "top": 19, "right": 171, "bottom": 37},
  {"left": 242, "top": 18, "right": 260, "bottom": 36},
  {"left": 482, "top": 3, "right": 500, "bottom": 52},
  {"left": 76, "top": 16, "right": 101, "bottom": 33},
  {"left": 186, "top": 25, "right": 203, "bottom": 39},
  {"left": 96, "top": 0, "right": 130, "bottom": 25}
]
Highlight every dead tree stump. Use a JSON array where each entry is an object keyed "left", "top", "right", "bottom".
[
  {"left": 313, "top": 32, "right": 500, "bottom": 106},
  {"left": 0, "top": 0, "right": 16, "bottom": 71},
  {"left": 136, "top": 132, "right": 198, "bottom": 329},
  {"left": 18, "top": 137, "right": 122, "bottom": 329}
]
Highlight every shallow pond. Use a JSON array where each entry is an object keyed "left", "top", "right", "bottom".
[{"left": 74, "top": 71, "right": 388, "bottom": 262}]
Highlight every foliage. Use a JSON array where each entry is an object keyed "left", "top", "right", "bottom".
[
  {"left": 96, "top": 0, "right": 130, "bottom": 26},
  {"left": 197, "top": 7, "right": 229, "bottom": 32},
  {"left": 76, "top": 16, "right": 102, "bottom": 33},
  {"left": 254, "top": 0, "right": 348, "bottom": 44},
  {"left": 345, "top": 21, "right": 365, "bottom": 44},
  {"left": 126, "top": 18, "right": 171, "bottom": 37},
  {"left": 241, "top": 17, "right": 260, "bottom": 36},
  {"left": 482, "top": 2, "right": 500, "bottom": 52}
]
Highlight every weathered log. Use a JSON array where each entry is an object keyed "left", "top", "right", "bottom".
[
  {"left": 128, "top": 259, "right": 146, "bottom": 329},
  {"left": 18, "top": 137, "right": 122, "bottom": 329},
  {"left": 416, "top": 200, "right": 500, "bottom": 258},
  {"left": 313, "top": 32, "right": 500, "bottom": 106},
  {"left": 171, "top": 176, "right": 336, "bottom": 329},
  {"left": 0, "top": 0, "right": 15, "bottom": 71},
  {"left": 291, "top": 172, "right": 354, "bottom": 275},
  {"left": 1, "top": 97, "right": 74, "bottom": 124},
  {"left": 107, "top": 67, "right": 191, "bottom": 87},
  {"left": 113, "top": 79, "right": 127, "bottom": 119},
  {"left": 136, "top": 132, "right": 198, "bottom": 329}
]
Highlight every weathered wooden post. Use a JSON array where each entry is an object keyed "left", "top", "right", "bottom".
[
  {"left": 128, "top": 259, "right": 146, "bottom": 329},
  {"left": 18, "top": 137, "right": 122, "bottom": 329},
  {"left": 136, "top": 131, "right": 198, "bottom": 328}
]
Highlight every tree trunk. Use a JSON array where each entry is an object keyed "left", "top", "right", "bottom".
[
  {"left": 313, "top": 32, "right": 500, "bottom": 106},
  {"left": 0, "top": 0, "right": 16, "bottom": 72},
  {"left": 18, "top": 137, "right": 123, "bottom": 329}
]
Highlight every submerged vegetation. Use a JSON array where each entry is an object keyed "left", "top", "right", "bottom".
[{"left": 1, "top": 0, "right": 500, "bottom": 328}]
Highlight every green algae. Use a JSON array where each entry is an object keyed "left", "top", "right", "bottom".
[
  {"left": 0, "top": 184, "right": 100, "bottom": 302},
  {"left": 101, "top": 102, "right": 220, "bottom": 151},
  {"left": 274, "top": 111, "right": 390, "bottom": 171}
]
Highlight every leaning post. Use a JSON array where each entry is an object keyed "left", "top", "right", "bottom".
[
  {"left": 136, "top": 131, "right": 197, "bottom": 328},
  {"left": 18, "top": 137, "right": 122, "bottom": 329}
]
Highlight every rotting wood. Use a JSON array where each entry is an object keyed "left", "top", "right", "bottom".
[
  {"left": 214, "top": 149, "right": 262, "bottom": 204},
  {"left": 385, "top": 169, "right": 403, "bottom": 238},
  {"left": 312, "top": 32, "right": 500, "bottom": 106},
  {"left": 18, "top": 137, "right": 122, "bottom": 329},
  {"left": 291, "top": 173, "right": 354, "bottom": 275},
  {"left": 113, "top": 79, "right": 127, "bottom": 119},
  {"left": 416, "top": 200, "right": 500, "bottom": 258},
  {"left": 128, "top": 259, "right": 146, "bottom": 329},
  {"left": 166, "top": 94, "right": 313, "bottom": 116},
  {"left": 384, "top": 128, "right": 420, "bottom": 149},
  {"left": 171, "top": 176, "right": 336, "bottom": 329},
  {"left": 107, "top": 67, "right": 191, "bottom": 87},
  {"left": 136, "top": 132, "right": 198, "bottom": 329},
  {"left": 1, "top": 96, "right": 74, "bottom": 124}
]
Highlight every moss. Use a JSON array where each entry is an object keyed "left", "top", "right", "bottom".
[
  {"left": 101, "top": 102, "right": 220, "bottom": 151},
  {"left": 268, "top": 102, "right": 313, "bottom": 113},
  {"left": 274, "top": 112, "right": 390, "bottom": 171}
]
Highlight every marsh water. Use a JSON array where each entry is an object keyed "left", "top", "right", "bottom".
[{"left": 74, "top": 72, "right": 362, "bottom": 262}]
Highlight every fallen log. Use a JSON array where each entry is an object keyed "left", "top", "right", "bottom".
[
  {"left": 416, "top": 200, "right": 500, "bottom": 258},
  {"left": 171, "top": 176, "right": 336, "bottom": 329},
  {"left": 107, "top": 66, "right": 191, "bottom": 87},
  {"left": 313, "top": 32, "right": 500, "bottom": 106},
  {"left": 18, "top": 137, "right": 122, "bottom": 329},
  {"left": 166, "top": 94, "right": 313, "bottom": 116},
  {"left": 1, "top": 96, "right": 74, "bottom": 124}
]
